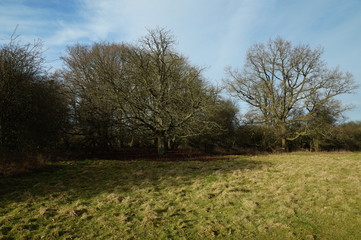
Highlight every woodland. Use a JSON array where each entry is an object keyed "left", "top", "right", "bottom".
[{"left": 0, "top": 28, "right": 360, "bottom": 175}]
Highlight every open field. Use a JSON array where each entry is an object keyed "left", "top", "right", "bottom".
[{"left": 1, "top": 152, "right": 361, "bottom": 239}]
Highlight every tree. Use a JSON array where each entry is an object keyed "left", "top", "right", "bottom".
[
  {"left": 304, "top": 99, "right": 344, "bottom": 151},
  {"left": 235, "top": 124, "right": 279, "bottom": 153},
  {"left": 323, "top": 121, "right": 361, "bottom": 151},
  {"left": 226, "top": 37, "right": 357, "bottom": 151},
  {"left": 0, "top": 37, "right": 68, "bottom": 171},
  {"left": 61, "top": 42, "right": 130, "bottom": 151},
  {"left": 114, "top": 28, "right": 217, "bottom": 155},
  {"left": 188, "top": 99, "right": 239, "bottom": 153},
  {"left": 61, "top": 29, "right": 218, "bottom": 155}
]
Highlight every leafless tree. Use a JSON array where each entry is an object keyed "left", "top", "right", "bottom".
[
  {"left": 61, "top": 29, "right": 218, "bottom": 155},
  {"left": 226, "top": 37, "right": 357, "bottom": 151},
  {"left": 118, "top": 28, "right": 217, "bottom": 155},
  {"left": 0, "top": 37, "right": 67, "bottom": 166},
  {"left": 60, "top": 42, "right": 131, "bottom": 150}
]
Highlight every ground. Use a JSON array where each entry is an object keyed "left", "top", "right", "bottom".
[{"left": 1, "top": 152, "right": 361, "bottom": 239}]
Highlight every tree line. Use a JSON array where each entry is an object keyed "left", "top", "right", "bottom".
[{"left": 0, "top": 28, "right": 359, "bottom": 173}]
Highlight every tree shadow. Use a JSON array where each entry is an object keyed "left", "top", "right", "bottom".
[
  {"left": 0, "top": 156, "right": 272, "bottom": 206},
  {"left": 64, "top": 148, "right": 243, "bottom": 161}
]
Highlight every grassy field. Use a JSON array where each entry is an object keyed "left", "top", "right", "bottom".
[{"left": 1, "top": 152, "right": 361, "bottom": 239}]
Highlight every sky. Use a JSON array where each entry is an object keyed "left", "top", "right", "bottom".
[{"left": 1, "top": 0, "right": 361, "bottom": 121}]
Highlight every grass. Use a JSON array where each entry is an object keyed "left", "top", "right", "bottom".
[{"left": 1, "top": 152, "right": 361, "bottom": 239}]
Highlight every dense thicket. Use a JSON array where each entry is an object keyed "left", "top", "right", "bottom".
[{"left": 0, "top": 39, "right": 68, "bottom": 173}]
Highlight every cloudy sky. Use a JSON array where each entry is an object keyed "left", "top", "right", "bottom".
[{"left": 1, "top": 0, "right": 360, "bottom": 120}]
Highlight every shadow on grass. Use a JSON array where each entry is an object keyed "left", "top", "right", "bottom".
[
  {"left": 65, "top": 148, "right": 242, "bottom": 161},
  {"left": 0, "top": 157, "right": 272, "bottom": 205}
]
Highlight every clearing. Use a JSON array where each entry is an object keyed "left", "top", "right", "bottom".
[{"left": 1, "top": 152, "right": 361, "bottom": 239}]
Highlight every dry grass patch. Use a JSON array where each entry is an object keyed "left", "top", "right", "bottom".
[{"left": 0, "top": 153, "right": 361, "bottom": 239}]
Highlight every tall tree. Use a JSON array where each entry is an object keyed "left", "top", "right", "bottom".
[
  {"left": 0, "top": 38, "right": 67, "bottom": 167},
  {"left": 226, "top": 37, "right": 357, "bottom": 151},
  {"left": 114, "top": 28, "right": 217, "bottom": 155},
  {"left": 61, "top": 29, "right": 217, "bottom": 155},
  {"left": 61, "top": 43, "right": 130, "bottom": 151}
]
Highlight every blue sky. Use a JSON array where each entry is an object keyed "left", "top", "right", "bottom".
[{"left": 1, "top": 0, "right": 361, "bottom": 120}]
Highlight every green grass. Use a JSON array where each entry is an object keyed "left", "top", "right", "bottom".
[{"left": 1, "top": 153, "right": 361, "bottom": 239}]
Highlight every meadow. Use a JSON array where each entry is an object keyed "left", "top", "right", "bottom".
[{"left": 1, "top": 152, "right": 361, "bottom": 239}]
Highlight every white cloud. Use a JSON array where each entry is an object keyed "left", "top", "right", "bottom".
[
  {"left": 1, "top": 0, "right": 360, "bottom": 119},
  {"left": 215, "top": 0, "right": 276, "bottom": 69}
]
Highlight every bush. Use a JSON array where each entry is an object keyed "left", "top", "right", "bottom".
[{"left": 0, "top": 38, "right": 67, "bottom": 175}]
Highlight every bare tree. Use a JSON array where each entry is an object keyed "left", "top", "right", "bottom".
[
  {"left": 60, "top": 42, "right": 130, "bottom": 151},
  {"left": 0, "top": 37, "right": 67, "bottom": 167},
  {"left": 117, "top": 28, "right": 217, "bottom": 155},
  {"left": 226, "top": 37, "right": 357, "bottom": 151},
  {"left": 61, "top": 29, "right": 218, "bottom": 155}
]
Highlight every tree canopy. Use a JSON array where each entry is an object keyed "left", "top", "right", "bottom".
[
  {"left": 61, "top": 28, "right": 219, "bottom": 155},
  {"left": 0, "top": 38, "right": 67, "bottom": 166},
  {"left": 226, "top": 37, "right": 357, "bottom": 151},
  {"left": 1, "top": 30, "right": 361, "bottom": 175}
]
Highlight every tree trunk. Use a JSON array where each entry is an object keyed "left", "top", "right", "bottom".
[
  {"left": 312, "top": 138, "right": 320, "bottom": 152},
  {"left": 129, "top": 135, "right": 134, "bottom": 147},
  {"left": 281, "top": 137, "right": 287, "bottom": 152},
  {"left": 167, "top": 136, "right": 177, "bottom": 150},
  {"left": 280, "top": 122, "right": 288, "bottom": 152},
  {"left": 157, "top": 134, "right": 166, "bottom": 156}
]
